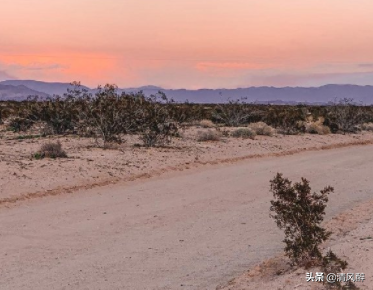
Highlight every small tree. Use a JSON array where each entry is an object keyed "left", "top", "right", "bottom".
[{"left": 269, "top": 173, "right": 333, "bottom": 266}]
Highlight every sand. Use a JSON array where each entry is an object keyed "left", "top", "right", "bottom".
[
  {"left": 1, "top": 126, "right": 373, "bottom": 289},
  {"left": 1, "top": 125, "right": 373, "bottom": 203}
]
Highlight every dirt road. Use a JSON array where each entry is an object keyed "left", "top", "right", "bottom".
[{"left": 1, "top": 145, "right": 373, "bottom": 290}]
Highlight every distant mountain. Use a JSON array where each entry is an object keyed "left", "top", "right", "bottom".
[
  {"left": 1, "top": 80, "right": 373, "bottom": 104},
  {"left": 123, "top": 84, "right": 373, "bottom": 104},
  {"left": 0, "top": 80, "right": 91, "bottom": 96},
  {"left": 0, "top": 84, "right": 48, "bottom": 101},
  {"left": 124, "top": 85, "right": 164, "bottom": 91}
]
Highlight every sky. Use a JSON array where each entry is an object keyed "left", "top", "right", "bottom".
[{"left": 1, "top": 0, "right": 373, "bottom": 89}]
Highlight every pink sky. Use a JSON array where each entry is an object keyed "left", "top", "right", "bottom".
[{"left": 1, "top": 0, "right": 373, "bottom": 88}]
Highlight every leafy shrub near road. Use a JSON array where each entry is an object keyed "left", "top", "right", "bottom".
[
  {"left": 268, "top": 173, "right": 358, "bottom": 289},
  {"left": 269, "top": 173, "right": 345, "bottom": 268}
]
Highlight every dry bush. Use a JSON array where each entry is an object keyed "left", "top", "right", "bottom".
[
  {"left": 196, "top": 129, "right": 221, "bottom": 141},
  {"left": 305, "top": 123, "right": 331, "bottom": 135},
  {"left": 361, "top": 122, "right": 373, "bottom": 131},
  {"left": 231, "top": 128, "right": 256, "bottom": 139},
  {"left": 304, "top": 117, "right": 331, "bottom": 135},
  {"left": 34, "top": 141, "right": 67, "bottom": 159},
  {"left": 249, "top": 122, "right": 275, "bottom": 136},
  {"left": 199, "top": 119, "right": 215, "bottom": 128}
]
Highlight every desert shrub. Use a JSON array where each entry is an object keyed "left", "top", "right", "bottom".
[
  {"left": 270, "top": 173, "right": 335, "bottom": 267},
  {"left": 0, "top": 106, "right": 4, "bottom": 124},
  {"left": 6, "top": 96, "right": 45, "bottom": 132},
  {"left": 34, "top": 141, "right": 67, "bottom": 159},
  {"left": 249, "top": 122, "right": 275, "bottom": 136},
  {"left": 138, "top": 92, "right": 179, "bottom": 147},
  {"left": 326, "top": 98, "right": 365, "bottom": 134},
  {"left": 231, "top": 128, "right": 256, "bottom": 139},
  {"left": 199, "top": 119, "right": 215, "bottom": 128},
  {"left": 167, "top": 102, "right": 208, "bottom": 125},
  {"left": 212, "top": 98, "right": 262, "bottom": 127},
  {"left": 197, "top": 129, "right": 221, "bottom": 141},
  {"left": 321, "top": 250, "right": 350, "bottom": 289},
  {"left": 305, "top": 121, "right": 331, "bottom": 135},
  {"left": 361, "top": 122, "right": 373, "bottom": 131},
  {"left": 37, "top": 96, "right": 79, "bottom": 135},
  {"left": 140, "top": 121, "right": 178, "bottom": 147},
  {"left": 7, "top": 117, "right": 34, "bottom": 132},
  {"left": 265, "top": 106, "right": 309, "bottom": 135},
  {"left": 75, "top": 84, "right": 144, "bottom": 147}
]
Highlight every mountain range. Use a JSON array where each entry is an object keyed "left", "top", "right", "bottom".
[{"left": 1, "top": 80, "right": 373, "bottom": 104}]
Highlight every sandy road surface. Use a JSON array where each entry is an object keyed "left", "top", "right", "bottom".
[{"left": 1, "top": 145, "right": 373, "bottom": 290}]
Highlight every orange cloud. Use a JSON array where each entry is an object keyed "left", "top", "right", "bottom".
[
  {"left": 0, "top": 53, "right": 120, "bottom": 85},
  {"left": 195, "top": 62, "right": 272, "bottom": 72}
]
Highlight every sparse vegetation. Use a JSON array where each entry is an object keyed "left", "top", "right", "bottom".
[
  {"left": 199, "top": 119, "right": 215, "bottom": 128},
  {"left": 305, "top": 120, "right": 331, "bottom": 135},
  {"left": 231, "top": 128, "right": 256, "bottom": 139},
  {"left": 327, "top": 98, "right": 366, "bottom": 134},
  {"left": 361, "top": 122, "right": 373, "bottom": 131},
  {"left": 248, "top": 122, "right": 275, "bottom": 136},
  {"left": 7, "top": 117, "right": 34, "bottom": 132},
  {"left": 212, "top": 98, "right": 262, "bottom": 127},
  {"left": 196, "top": 129, "right": 221, "bottom": 142},
  {"left": 1, "top": 85, "right": 372, "bottom": 149},
  {"left": 33, "top": 141, "right": 67, "bottom": 159}
]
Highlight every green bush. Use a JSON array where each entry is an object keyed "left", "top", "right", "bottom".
[
  {"left": 270, "top": 173, "right": 336, "bottom": 267},
  {"left": 138, "top": 92, "right": 179, "bottom": 147}
]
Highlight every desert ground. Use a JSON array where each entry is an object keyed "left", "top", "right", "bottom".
[{"left": 1, "top": 126, "right": 373, "bottom": 289}]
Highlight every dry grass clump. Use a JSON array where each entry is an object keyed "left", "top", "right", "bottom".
[
  {"left": 231, "top": 128, "right": 256, "bottom": 139},
  {"left": 303, "top": 117, "right": 331, "bottom": 135},
  {"left": 34, "top": 141, "right": 67, "bottom": 159},
  {"left": 305, "top": 122, "right": 331, "bottom": 135},
  {"left": 199, "top": 119, "right": 215, "bottom": 128},
  {"left": 305, "top": 117, "right": 331, "bottom": 135},
  {"left": 196, "top": 129, "right": 221, "bottom": 141},
  {"left": 248, "top": 122, "right": 275, "bottom": 136},
  {"left": 361, "top": 122, "right": 373, "bottom": 131}
]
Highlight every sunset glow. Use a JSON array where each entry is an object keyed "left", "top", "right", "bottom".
[{"left": 1, "top": 0, "right": 373, "bottom": 88}]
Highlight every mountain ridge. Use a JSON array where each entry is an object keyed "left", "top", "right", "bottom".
[{"left": 1, "top": 80, "right": 373, "bottom": 104}]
